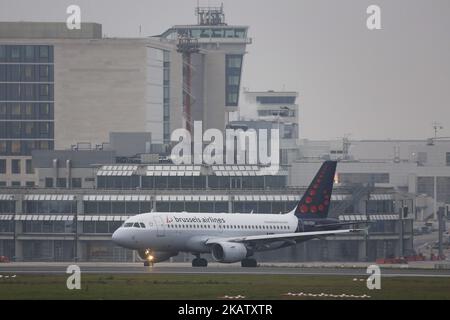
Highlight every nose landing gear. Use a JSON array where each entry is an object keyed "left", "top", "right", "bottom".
[{"left": 143, "top": 260, "right": 153, "bottom": 267}]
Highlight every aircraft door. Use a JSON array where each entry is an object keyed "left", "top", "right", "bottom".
[{"left": 153, "top": 216, "right": 165, "bottom": 237}]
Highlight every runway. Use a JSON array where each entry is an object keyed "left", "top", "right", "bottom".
[{"left": 1, "top": 262, "right": 450, "bottom": 277}]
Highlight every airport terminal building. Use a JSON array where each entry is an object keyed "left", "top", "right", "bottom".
[{"left": 0, "top": 153, "right": 414, "bottom": 262}]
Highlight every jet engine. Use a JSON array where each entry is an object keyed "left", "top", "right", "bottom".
[
  {"left": 137, "top": 249, "right": 178, "bottom": 263},
  {"left": 210, "top": 242, "right": 248, "bottom": 263}
]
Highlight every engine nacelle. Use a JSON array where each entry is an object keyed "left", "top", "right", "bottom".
[
  {"left": 137, "top": 249, "right": 178, "bottom": 263},
  {"left": 211, "top": 242, "right": 248, "bottom": 263}
]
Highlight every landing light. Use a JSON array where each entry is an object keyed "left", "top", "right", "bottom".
[{"left": 148, "top": 255, "right": 154, "bottom": 261}]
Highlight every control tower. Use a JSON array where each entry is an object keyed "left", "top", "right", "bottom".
[{"left": 160, "top": 4, "right": 251, "bottom": 133}]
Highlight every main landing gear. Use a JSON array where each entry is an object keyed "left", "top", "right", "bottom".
[
  {"left": 192, "top": 255, "right": 208, "bottom": 267},
  {"left": 241, "top": 258, "right": 257, "bottom": 268}
]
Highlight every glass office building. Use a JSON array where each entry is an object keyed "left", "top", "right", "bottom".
[{"left": 0, "top": 45, "right": 55, "bottom": 155}]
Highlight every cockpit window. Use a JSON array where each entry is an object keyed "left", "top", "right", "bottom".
[
  {"left": 133, "top": 223, "right": 140, "bottom": 228},
  {"left": 139, "top": 223, "right": 145, "bottom": 228},
  {"left": 124, "top": 223, "right": 133, "bottom": 228}
]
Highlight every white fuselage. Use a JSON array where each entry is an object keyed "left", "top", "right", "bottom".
[{"left": 112, "top": 211, "right": 299, "bottom": 253}]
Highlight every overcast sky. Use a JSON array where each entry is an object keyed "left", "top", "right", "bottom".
[{"left": 1, "top": 0, "right": 449, "bottom": 140}]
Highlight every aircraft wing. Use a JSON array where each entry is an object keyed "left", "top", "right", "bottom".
[
  {"left": 205, "top": 228, "right": 363, "bottom": 246},
  {"left": 308, "top": 221, "right": 373, "bottom": 229}
]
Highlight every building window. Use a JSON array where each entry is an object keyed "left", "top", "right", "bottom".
[
  {"left": 39, "top": 46, "right": 49, "bottom": 59},
  {"left": 40, "top": 122, "right": 49, "bottom": 135},
  {"left": 23, "top": 65, "right": 33, "bottom": 81},
  {"left": 26, "top": 181, "right": 35, "bottom": 187},
  {"left": 11, "top": 46, "right": 20, "bottom": 59},
  {"left": 0, "top": 159, "right": 5, "bottom": 174},
  {"left": 56, "top": 178, "right": 67, "bottom": 188},
  {"left": 0, "top": 142, "right": 6, "bottom": 154},
  {"left": 24, "top": 122, "right": 34, "bottom": 136},
  {"left": 24, "top": 103, "right": 33, "bottom": 117},
  {"left": 256, "top": 96, "right": 296, "bottom": 104},
  {"left": 11, "top": 181, "right": 21, "bottom": 187},
  {"left": 0, "top": 103, "right": 6, "bottom": 117},
  {"left": 40, "top": 103, "right": 50, "bottom": 117},
  {"left": 25, "top": 45, "right": 34, "bottom": 60},
  {"left": 227, "top": 75, "right": 240, "bottom": 86},
  {"left": 0, "top": 45, "right": 5, "bottom": 60},
  {"left": 45, "top": 177, "right": 53, "bottom": 188},
  {"left": 258, "top": 109, "right": 295, "bottom": 117},
  {"left": 225, "top": 54, "right": 243, "bottom": 107},
  {"left": 39, "top": 84, "right": 49, "bottom": 97},
  {"left": 11, "top": 141, "right": 21, "bottom": 154},
  {"left": 40, "top": 140, "right": 50, "bottom": 150},
  {"left": 71, "top": 178, "right": 82, "bottom": 188},
  {"left": 338, "top": 173, "right": 389, "bottom": 184},
  {"left": 10, "top": 65, "right": 20, "bottom": 81},
  {"left": 40, "top": 65, "right": 49, "bottom": 79},
  {"left": 11, "top": 103, "right": 21, "bottom": 116},
  {"left": 11, "top": 159, "right": 21, "bottom": 174},
  {"left": 26, "top": 159, "right": 34, "bottom": 174},
  {"left": 446, "top": 152, "right": 450, "bottom": 166}
]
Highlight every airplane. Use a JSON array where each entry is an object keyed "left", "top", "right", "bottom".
[{"left": 112, "top": 161, "right": 363, "bottom": 267}]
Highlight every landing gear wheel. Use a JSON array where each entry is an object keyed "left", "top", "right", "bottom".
[
  {"left": 144, "top": 261, "right": 150, "bottom": 267},
  {"left": 241, "top": 258, "right": 257, "bottom": 268},
  {"left": 192, "top": 258, "right": 208, "bottom": 267}
]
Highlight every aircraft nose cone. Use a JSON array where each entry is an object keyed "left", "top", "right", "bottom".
[{"left": 112, "top": 228, "right": 126, "bottom": 247}]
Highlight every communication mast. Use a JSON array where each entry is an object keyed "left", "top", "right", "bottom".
[
  {"left": 432, "top": 121, "right": 443, "bottom": 139},
  {"left": 196, "top": 3, "right": 226, "bottom": 26},
  {"left": 177, "top": 37, "right": 199, "bottom": 133}
]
